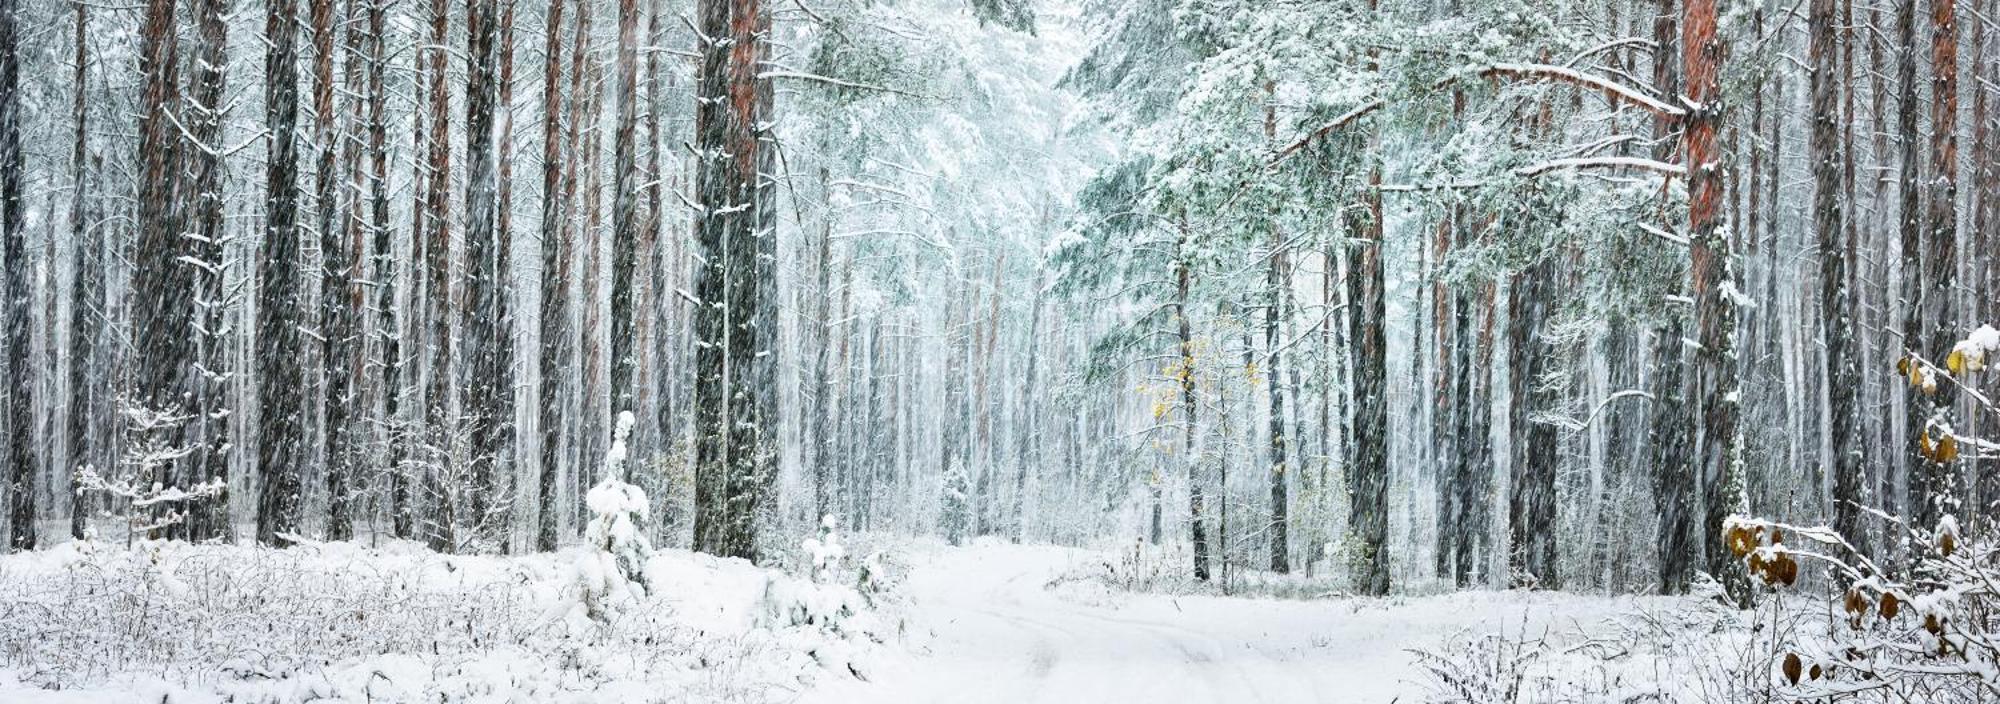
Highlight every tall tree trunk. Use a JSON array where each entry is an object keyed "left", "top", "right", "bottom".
[
  {"left": 1811, "top": 0, "right": 1867, "bottom": 573},
  {"left": 66, "top": 1, "right": 96, "bottom": 541},
  {"left": 310, "top": 0, "right": 353, "bottom": 542},
  {"left": 0, "top": 0, "right": 28, "bottom": 551},
  {"left": 1013, "top": 270, "right": 1042, "bottom": 542},
  {"left": 1684, "top": 0, "right": 1748, "bottom": 606},
  {"left": 536, "top": 0, "right": 571, "bottom": 553},
  {"left": 1896, "top": 0, "right": 1924, "bottom": 544},
  {"left": 365, "top": 0, "right": 401, "bottom": 544},
  {"left": 1649, "top": 0, "right": 1697, "bottom": 596},
  {"left": 1265, "top": 228, "right": 1290, "bottom": 575},
  {"left": 184, "top": 0, "right": 231, "bottom": 542},
  {"left": 691, "top": 0, "right": 771, "bottom": 561},
  {"left": 257, "top": 0, "right": 306, "bottom": 547},
  {"left": 810, "top": 168, "right": 834, "bottom": 521},
  {"left": 492, "top": 0, "right": 518, "bottom": 552},
  {"left": 1508, "top": 259, "right": 1559, "bottom": 589},
  {"left": 421, "top": 0, "right": 456, "bottom": 552},
  {"left": 610, "top": 0, "right": 640, "bottom": 418},
  {"left": 1346, "top": 147, "right": 1390, "bottom": 596},
  {"left": 1914, "top": 0, "right": 1961, "bottom": 535},
  {"left": 464, "top": 0, "right": 506, "bottom": 547},
  {"left": 1176, "top": 224, "right": 1209, "bottom": 581},
  {"left": 399, "top": 0, "right": 429, "bottom": 541}
]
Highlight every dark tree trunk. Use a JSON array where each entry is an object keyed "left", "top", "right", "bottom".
[
  {"left": 691, "top": 0, "right": 771, "bottom": 561},
  {"left": 463, "top": 0, "right": 504, "bottom": 547},
  {"left": 1176, "top": 224, "right": 1209, "bottom": 581},
  {"left": 421, "top": 0, "right": 455, "bottom": 552},
  {"left": 1264, "top": 229, "right": 1289, "bottom": 575},
  {"left": 610, "top": 0, "right": 640, "bottom": 418},
  {"left": 361, "top": 0, "right": 402, "bottom": 544},
  {"left": 310, "top": 0, "right": 353, "bottom": 542},
  {"left": 182, "top": 0, "right": 232, "bottom": 542},
  {"left": 1811, "top": 0, "right": 1867, "bottom": 572},
  {"left": 1346, "top": 159, "right": 1390, "bottom": 597},
  {"left": 257, "top": 0, "right": 306, "bottom": 547},
  {"left": 1508, "top": 259, "right": 1559, "bottom": 589},
  {"left": 0, "top": 0, "right": 29, "bottom": 551},
  {"left": 66, "top": 1, "right": 96, "bottom": 542},
  {"left": 1895, "top": 0, "right": 1924, "bottom": 544}
]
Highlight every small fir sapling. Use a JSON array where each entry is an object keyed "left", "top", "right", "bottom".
[
  {"left": 803, "top": 514, "right": 846, "bottom": 582},
  {"left": 75, "top": 397, "right": 226, "bottom": 545},
  {"left": 941, "top": 465, "right": 970, "bottom": 546},
  {"left": 576, "top": 411, "right": 652, "bottom": 623}
]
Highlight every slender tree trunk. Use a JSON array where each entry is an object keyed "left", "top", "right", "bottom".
[
  {"left": 610, "top": 0, "right": 640, "bottom": 418},
  {"left": 536, "top": 0, "right": 571, "bottom": 553},
  {"left": 1176, "top": 224, "right": 1209, "bottom": 581},
  {"left": 464, "top": 0, "right": 506, "bottom": 547},
  {"left": 0, "top": 0, "right": 29, "bottom": 551},
  {"left": 1346, "top": 142, "right": 1390, "bottom": 596},
  {"left": 1895, "top": 0, "right": 1925, "bottom": 545},
  {"left": 1264, "top": 227, "right": 1290, "bottom": 575},
  {"left": 1913, "top": 0, "right": 1961, "bottom": 534},
  {"left": 1506, "top": 259, "right": 1558, "bottom": 588},
  {"left": 364, "top": 0, "right": 401, "bottom": 545},
  {"left": 1812, "top": 0, "right": 1867, "bottom": 574},
  {"left": 65, "top": 1, "right": 95, "bottom": 541},
  {"left": 1013, "top": 270, "right": 1042, "bottom": 542},
  {"left": 310, "top": 0, "right": 353, "bottom": 542},
  {"left": 421, "top": 0, "right": 456, "bottom": 552},
  {"left": 810, "top": 168, "right": 834, "bottom": 521}
]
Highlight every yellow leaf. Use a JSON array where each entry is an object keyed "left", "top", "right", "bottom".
[{"left": 1947, "top": 349, "right": 1966, "bottom": 375}]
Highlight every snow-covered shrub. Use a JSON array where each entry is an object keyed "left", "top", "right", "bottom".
[
  {"left": 1724, "top": 325, "right": 2000, "bottom": 702},
  {"left": 573, "top": 411, "right": 652, "bottom": 624}
]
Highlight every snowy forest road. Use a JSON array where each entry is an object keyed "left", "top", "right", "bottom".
[{"left": 800, "top": 542, "right": 1664, "bottom": 703}]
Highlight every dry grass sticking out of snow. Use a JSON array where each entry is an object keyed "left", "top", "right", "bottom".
[{"left": 0, "top": 538, "right": 896, "bottom": 703}]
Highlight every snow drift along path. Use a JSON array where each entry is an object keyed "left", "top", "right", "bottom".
[{"left": 804, "top": 542, "right": 1679, "bottom": 703}]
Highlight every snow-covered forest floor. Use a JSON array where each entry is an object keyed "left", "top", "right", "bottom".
[
  {"left": 0, "top": 534, "right": 897, "bottom": 703},
  {"left": 1, "top": 535, "right": 1784, "bottom": 703}
]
